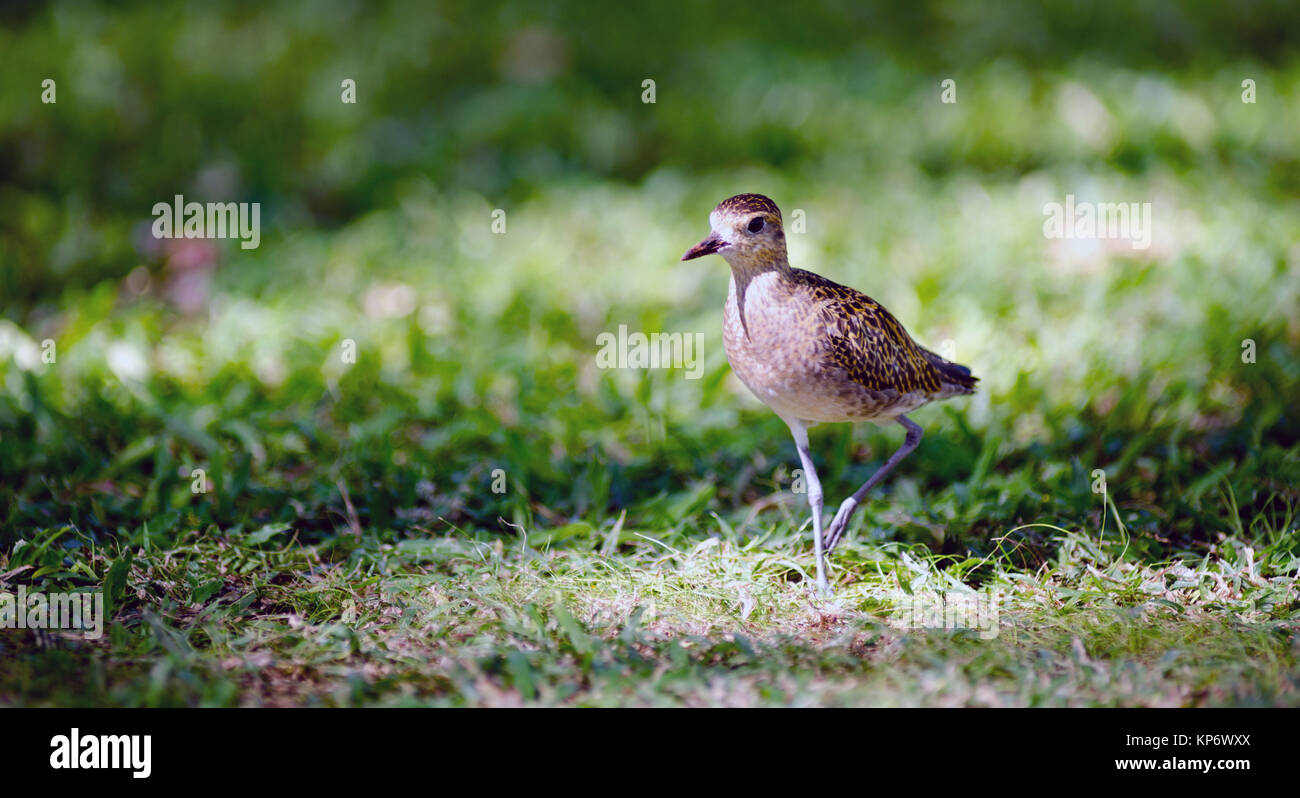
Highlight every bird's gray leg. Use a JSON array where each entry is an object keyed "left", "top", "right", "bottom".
[
  {"left": 785, "top": 418, "right": 830, "bottom": 595},
  {"left": 823, "top": 415, "right": 923, "bottom": 551}
]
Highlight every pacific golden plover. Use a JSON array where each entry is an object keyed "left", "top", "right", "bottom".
[{"left": 682, "top": 193, "right": 977, "bottom": 594}]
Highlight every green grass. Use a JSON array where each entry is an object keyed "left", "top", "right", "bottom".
[
  {"left": 4, "top": 520, "right": 1297, "bottom": 706},
  {"left": 2, "top": 1, "right": 1299, "bottom": 706}
]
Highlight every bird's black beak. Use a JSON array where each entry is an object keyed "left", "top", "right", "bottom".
[{"left": 681, "top": 235, "right": 726, "bottom": 261}]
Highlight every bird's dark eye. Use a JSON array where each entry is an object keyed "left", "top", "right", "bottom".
[{"left": 747, "top": 217, "right": 765, "bottom": 233}]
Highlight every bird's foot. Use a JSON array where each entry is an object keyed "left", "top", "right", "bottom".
[{"left": 822, "top": 497, "right": 858, "bottom": 551}]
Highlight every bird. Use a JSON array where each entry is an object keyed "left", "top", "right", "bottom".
[{"left": 681, "top": 193, "right": 977, "bottom": 595}]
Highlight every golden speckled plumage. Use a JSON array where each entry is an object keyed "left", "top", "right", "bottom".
[
  {"left": 715, "top": 193, "right": 783, "bottom": 220},
  {"left": 723, "top": 267, "right": 975, "bottom": 424}
]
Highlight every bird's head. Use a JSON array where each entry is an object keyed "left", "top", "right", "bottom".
[{"left": 681, "top": 193, "right": 788, "bottom": 269}]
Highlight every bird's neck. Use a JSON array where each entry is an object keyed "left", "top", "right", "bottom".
[
  {"left": 726, "top": 253, "right": 790, "bottom": 340},
  {"left": 726, "top": 252, "right": 791, "bottom": 291}
]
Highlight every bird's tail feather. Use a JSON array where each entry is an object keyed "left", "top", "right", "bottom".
[{"left": 922, "top": 348, "right": 978, "bottom": 394}]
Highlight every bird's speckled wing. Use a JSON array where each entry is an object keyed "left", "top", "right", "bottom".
[{"left": 792, "top": 268, "right": 978, "bottom": 397}]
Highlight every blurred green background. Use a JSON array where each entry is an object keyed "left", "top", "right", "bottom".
[{"left": 2, "top": 0, "right": 1298, "bottom": 563}]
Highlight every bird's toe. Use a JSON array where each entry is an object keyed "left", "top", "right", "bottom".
[{"left": 822, "top": 499, "right": 854, "bottom": 551}]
